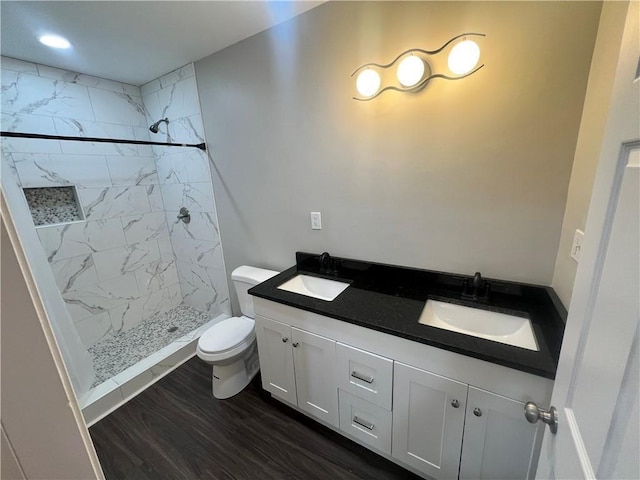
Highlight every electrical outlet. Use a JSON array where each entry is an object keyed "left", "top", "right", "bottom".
[
  {"left": 570, "top": 229, "right": 584, "bottom": 263},
  {"left": 310, "top": 212, "right": 322, "bottom": 230}
]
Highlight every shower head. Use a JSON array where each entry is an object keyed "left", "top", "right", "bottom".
[{"left": 149, "top": 118, "right": 169, "bottom": 134}]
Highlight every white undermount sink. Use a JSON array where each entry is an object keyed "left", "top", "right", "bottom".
[
  {"left": 418, "top": 300, "right": 539, "bottom": 351},
  {"left": 277, "top": 274, "right": 350, "bottom": 301}
]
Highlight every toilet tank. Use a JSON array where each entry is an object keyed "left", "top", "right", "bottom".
[{"left": 231, "top": 266, "right": 279, "bottom": 318}]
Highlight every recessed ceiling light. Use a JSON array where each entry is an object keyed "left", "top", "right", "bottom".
[{"left": 38, "top": 35, "right": 71, "bottom": 49}]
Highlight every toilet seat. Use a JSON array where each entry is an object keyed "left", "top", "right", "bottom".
[{"left": 197, "top": 316, "right": 256, "bottom": 362}]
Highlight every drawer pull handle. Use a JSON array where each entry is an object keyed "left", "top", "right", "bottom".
[
  {"left": 353, "top": 416, "right": 374, "bottom": 430},
  {"left": 351, "top": 371, "right": 374, "bottom": 384},
  {"left": 474, "top": 407, "right": 483, "bottom": 417},
  {"left": 451, "top": 399, "right": 460, "bottom": 408},
  {"left": 282, "top": 337, "right": 289, "bottom": 343}
]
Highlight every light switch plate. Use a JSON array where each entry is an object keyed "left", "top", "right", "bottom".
[
  {"left": 311, "top": 212, "right": 322, "bottom": 230},
  {"left": 571, "top": 229, "right": 584, "bottom": 263}
]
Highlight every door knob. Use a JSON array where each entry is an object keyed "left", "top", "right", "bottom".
[
  {"left": 282, "top": 337, "right": 288, "bottom": 343},
  {"left": 524, "top": 402, "right": 558, "bottom": 434},
  {"left": 292, "top": 342, "right": 299, "bottom": 348}
]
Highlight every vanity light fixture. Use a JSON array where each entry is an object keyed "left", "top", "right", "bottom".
[
  {"left": 352, "top": 32, "right": 485, "bottom": 101},
  {"left": 38, "top": 34, "right": 71, "bottom": 49},
  {"left": 448, "top": 39, "right": 481, "bottom": 75},
  {"left": 397, "top": 55, "right": 425, "bottom": 87},
  {"left": 356, "top": 68, "right": 382, "bottom": 98}
]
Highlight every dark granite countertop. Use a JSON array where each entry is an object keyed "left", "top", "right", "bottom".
[{"left": 249, "top": 252, "right": 566, "bottom": 379}]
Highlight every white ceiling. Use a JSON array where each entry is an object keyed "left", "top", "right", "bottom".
[{"left": 0, "top": 1, "right": 324, "bottom": 86}]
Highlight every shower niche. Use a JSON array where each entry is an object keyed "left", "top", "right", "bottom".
[{"left": 23, "top": 186, "right": 84, "bottom": 227}]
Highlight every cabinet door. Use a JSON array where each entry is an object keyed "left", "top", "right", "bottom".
[
  {"left": 291, "top": 327, "right": 338, "bottom": 428},
  {"left": 392, "top": 362, "right": 468, "bottom": 480},
  {"left": 255, "top": 315, "right": 297, "bottom": 405},
  {"left": 459, "top": 386, "right": 544, "bottom": 480}
]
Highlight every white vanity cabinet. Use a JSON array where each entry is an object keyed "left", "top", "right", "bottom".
[
  {"left": 291, "top": 327, "right": 339, "bottom": 426},
  {"left": 392, "top": 362, "right": 468, "bottom": 480},
  {"left": 253, "top": 298, "right": 553, "bottom": 480},
  {"left": 254, "top": 315, "right": 297, "bottom": 404},
  {"left": 459, "top": 387, "right": 544, "bottom": 480},
  {"left": 335, "top": 342, "right": 394, "bottom": 454},
  {"left": 336, "top": 342, "right": 393, "bottom": 410},
  {"left": 338, "top": 389, "right": 393, "bottom": 454},
  {"left": 392, "top": 362, "right": 544, "bottom": 480},
  {"left": 255, "top": 315, "right": 339, "bottom": 427}
]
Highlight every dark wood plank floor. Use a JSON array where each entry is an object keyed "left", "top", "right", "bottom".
[{"left": 90, "top": 357, "right": 420, "bottom": 480}]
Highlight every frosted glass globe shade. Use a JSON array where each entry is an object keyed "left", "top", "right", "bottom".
[
  {"left": 448, "top": 40, "right": 480, "bottom": 75},
  {"left": 397, "top": 56, "right": 425, "bottom": 87},
  {"left": 356, "top": 69, "right": 381, "bottom": 97}
]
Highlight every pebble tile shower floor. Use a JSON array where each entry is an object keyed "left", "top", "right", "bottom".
[{"left": 88, "top": 304, "right": 212, "bottom": 387}]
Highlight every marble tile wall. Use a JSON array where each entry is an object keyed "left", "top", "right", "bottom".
[
  {"left": 1, "top": 56, "right": 182, "bottom": 347},
  {"left": 141, "top": 64, "right": 231, "bottom": 318}
]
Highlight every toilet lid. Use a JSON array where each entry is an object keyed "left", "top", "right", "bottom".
[{"left": 198, "top": 316, "right": 255, "bottom": 353}]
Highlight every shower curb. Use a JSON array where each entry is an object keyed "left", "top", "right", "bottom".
[{"left": 80, "top": 314, "right": 227, "bottom": 426}]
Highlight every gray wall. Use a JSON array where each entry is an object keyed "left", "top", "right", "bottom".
[
  {"left": 195, "top": 1, "right": 601, "bottom": 313},
  {"left": 551, "top": 2, "right": 629, "bottom": 308}
]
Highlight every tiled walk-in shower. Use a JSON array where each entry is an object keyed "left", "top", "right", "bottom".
[
  {"left": 1, "top": 58, "right": 230, "bottom": 422},
  {"left": 88, "top": 304, "right": 211, "bottom": 386}
]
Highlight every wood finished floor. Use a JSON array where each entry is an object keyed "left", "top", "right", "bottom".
[{"left": 90, "top": 357, "right": 420, "bottom": 480}]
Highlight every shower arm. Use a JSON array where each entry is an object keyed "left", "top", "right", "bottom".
[{"left": 149, "top": 118, "right": 170, "bottom": 134}]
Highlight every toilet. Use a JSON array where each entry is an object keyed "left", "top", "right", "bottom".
[{"left": 196, "top": 265, "right": 279, "bottom": 399}]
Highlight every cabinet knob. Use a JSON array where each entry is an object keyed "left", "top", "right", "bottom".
[
  {"left": 451, "top": 399, "right": 460, "bottom": 408},
  {"left": 282, "top": 337, "right": 289, "bottom": 343},
  {"left": 292, "top": 342, "right": 299, "bottom": 348},
  {"left": 524, "top": 402, "right": 558, "bottom": 434},
  {"left": 473, "top": 407, "right": 482, "bottom": 417}
]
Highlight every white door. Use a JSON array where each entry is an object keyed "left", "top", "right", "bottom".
[
  {"left": 536, "top": 4, "right": 639, "bottom": 478},
  {"left": 460, "top": 387, "right": 544, "bottom": 480},
  {"left": 291, "top": 327, "right": 339, "bottom": 427},
  {"left": 392, "top": 362, "right": 468, "bottom": 480},
  {"left": 254, "top": 315, "right": 297, "bottom": 404}
]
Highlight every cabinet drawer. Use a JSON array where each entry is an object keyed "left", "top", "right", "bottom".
[
  {"left": 338, "top": 389, "right": 392, "bottom": 455},
  {"left": 336, "top": 342, "right": 393, "bottom": 409}
]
